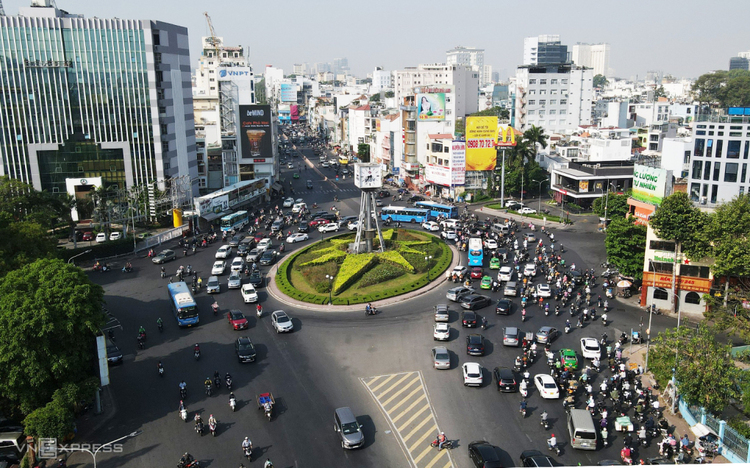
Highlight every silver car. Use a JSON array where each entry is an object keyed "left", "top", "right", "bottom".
[
  {"left": 206, "top": 276, "right": 220, "bottom": 294},
  {"left": 434, "top": 304, "right": 450, "bottom": 322},
  {"left": 503, "top": 326, "right": 521, "bottom": 347},
  {"left": 432, "top": 346, "right": 450, "bottom": 369},
  {"left": 227, "top": 272, "right": 242, "bottom": 289}
]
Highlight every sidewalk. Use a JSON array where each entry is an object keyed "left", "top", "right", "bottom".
[{"left": 266, "top": 243, "right": 462, "bottom": 312}]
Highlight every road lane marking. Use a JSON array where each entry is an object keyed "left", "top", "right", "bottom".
[
  {"left": 424, "top": 450, "right": 449, "bottom": 468},
  {"left": 401, "top": 413, "right": 434, "bottom": 440},
  {"left": 369, "top": 373, "right": 398, "bottom": 393},
  {"left": 391, "top": 392, "right": 427, "bottom": 423},
  {"left": 376, "top": 372, "right": 415, "bottom": 399},
  {"left": 381, "top": 375, "right": 421, "bottom": 406}
]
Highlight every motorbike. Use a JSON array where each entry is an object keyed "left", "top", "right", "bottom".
[
  {"left": 244, "top": 446, "right": 252, "bottom": 459},
  {"left": 547, "top": 440, "right": 561, "bottom": 456},
  {"left": 194, "top": 349, "right": 200, "bottom": 361},
  {"left": 430, "top": 436, "right": 454, "bottom": 450},
  {"left": 195, "top": 422, "right": 204, "bottom": 436},
  {"left": 520, "top": 382, "right": 528, "bottom": 397},
  {"left": 180, "top": 407, "right": 188, "bottom": 422},
  {"left": 541, "top": 415, "right": 550, "bottom": 430},
  {"left": 214, "top": 376, "right": 221, "bottom": 389},
  {"left": 137, "top": 335, "right": 145, "bottom": 349},
  {"left": 158, "top": 363, "right": 164, "bottom": 377},
  {"left": 209, "top": 421, "right": 217, "bottom": 437},
  {"left": 564, "top": 325, "right": 571, "bottom": 334},
  {"left": 365, "top": 306, "right": 378, "bottom": 316},
  {"left": 601, "top": 428, "right": 609, "bottom": 447},
  {"left": 620, "top": 447, "right": 633, "bottom": 465},
  {"left": 180, "top": 387, "right": 187, "bottom": 399},
  {"left": 257, "top": 305, "right": 263, "bottom": 318},
  {"left": 230, "top": 396, "right": 237, "bottom": 412},
  {"left": 226, "top": 377, "right": 233, "bottom": 391},
  {"left": 157, "top": 321, "right": 164, "bottom": 333},
  {"left": 205, "top": 384, "right": 212, "bottom": 397},
  {"left": 212, "top": 302, "right": 219, "bottom": 316}
]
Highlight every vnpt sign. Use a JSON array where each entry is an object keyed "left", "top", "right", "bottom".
[{"left": 219, "top": 69, "right": 250, "bottom": 78}]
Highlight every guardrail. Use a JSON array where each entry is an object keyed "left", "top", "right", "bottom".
[{"left": 679, "top": 399, "right": 750, "bottom": 463}]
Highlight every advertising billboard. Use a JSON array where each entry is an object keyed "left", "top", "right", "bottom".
[
  {"left": 290, "top": 105, "right": 299, "bottom": 121},
  {"left": 632, "top": 164, "right": 670, "bottom": 205},
  {"left": 497, "top": 125, "right": 517, "bottom": 147},
  {"left": 280, "top": 83, "right": 297, "bottom": 102},
  {"left": 465, "top": 116, "right": 498, "bottom": 171},
  {"left": 417, "top": 93, "right": 446, "bottom": 121},
  {"left": 425, "top": 164, "right": 451, "bottom": 186},
  {"left": 239, "top": 105, "right": 272, "bottom": 160},
  {"left": 451, "top": 141, "right": 466, "bottom": 185}
]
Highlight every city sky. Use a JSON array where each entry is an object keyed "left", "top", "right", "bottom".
[{"left": 4, "top": 0, "right": 750, "bottom": 81}]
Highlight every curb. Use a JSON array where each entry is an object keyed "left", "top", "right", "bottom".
[{"left": 266, "top": 243, "right": 461, "bottom": 312}]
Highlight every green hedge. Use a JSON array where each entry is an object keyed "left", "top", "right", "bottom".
[{"left": 275, "top": 230, "right": 453, "bottom": 305}]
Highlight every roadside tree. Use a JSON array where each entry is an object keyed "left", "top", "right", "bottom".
[{"left": 604, "top": 217, "right": 647, "bottom": 279}]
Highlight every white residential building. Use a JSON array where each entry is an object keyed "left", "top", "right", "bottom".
[
  {"left": 373, "top": 113, "right": 402, "bottom": 173},
  {"left": 574, "top": 127, "right": 632, "bottom": 162},
  {"left": 628, "top": 99, "right": 671, "bottom": 127},
  {"left": 661, "top": 136, "right": 692, "bottom": 177},
  {"left": 523, "top": 35, "right": 569, "bottom": 66},
  {"left": 347, "top": 103, "right": 374, "bottom": 152},
  {"left": 571, "top": 43, "right": 610, "bottom": 77},
  {"left": 446, "top": 46, "right": 491, "bottom": 85},
  {"left": 393, "top": 64, "right": 479, "bottom": 117},
  {"left": 264, "top": 66, "right": 285, "bottom": 103},
  {"left": 292, "top": 63, "right": 307, "bottom": 76},
  {"left": 514, "top": 64, "right": 594, "bottom": 134},
  {"left": 371, "top": 67, "right": 393, "bottom": 93}
]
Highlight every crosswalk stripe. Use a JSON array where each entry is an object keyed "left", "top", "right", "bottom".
[
  {"left": 369, "top": 373, "right": 398, "bottom": 393},
  {"left": 401, "top": 413, "right": 435, "bottom": 441},
  {"left": 412, "top": 443, "right": 436, "bottom": 464},
  {"left": 391, "top": 392, "right": 427, "bottom": 423},
  {"left": 376, "top": 373, "right": 415, "bottom": 399},
  {"left": 424, "top": 449, "right": 449, "bottom": 468},
  {"left": 380, "top": 375, "right": 421, "bottom": 406}
]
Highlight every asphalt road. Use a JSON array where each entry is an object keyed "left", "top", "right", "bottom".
[{"left": 78, "top": 145, "right": 679, "bottom": 468}]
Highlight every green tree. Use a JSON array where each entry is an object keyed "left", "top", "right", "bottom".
[
  {"left": 692, "top": 70, "right": 750, "bottom": 107},
  {"left": 0, "top": 212, "right": 57, "bottom": 277},
  {"left": 654, "top": 86, "right": 667, "bottom": 98},
  {"left": 0, "top": 259, "right": 105, "bottom": 416},
  {"left": 384, "top": 91, "right": 394, "bottom": 98},
  {"left": 455, "top": 118, "right": 465, "bottom": 136},
  {"left": 648, "top": 323, "right": 741, "bottom": 414},
  {"left": 592, "top": 193, "right": 630, "bottom": 219},
  {"left": 23, "top": 381, "right": 97, "bottom": 439},
  {"left": 369, "top": 93, "right": 381, "bottom": 102},
  {"left": 523, "top": 125, "right": 548, "bottom": 159},
  {"left": 593, "top": 74, "right": 609, "bottom": 88},
  {"left": 357, "top": 143, "right": 370, "bottom": 162},
  {"left": 604, "top": 217, "right": 647, "bottom": 279}
]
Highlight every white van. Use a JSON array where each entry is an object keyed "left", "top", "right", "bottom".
[
  {"left": 492, "top": 223, "right": 510, "bottom": 235},
  {"left": 0, "top": 431, "right": 27, "bottom": 457},
  {"left": 567, "top": 409, "right": 597, "bottom": 450}
]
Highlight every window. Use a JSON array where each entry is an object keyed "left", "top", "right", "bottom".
[
  {"left": 528, "top": 110, "right": 536, "bottom": 115},
  {"left": 560, "top": 109, "right": 567, "bottom": 115},
  {"left": 725, "top": 163, "right": 738, "bottom": 183},
  {"left": 694, "top": 139, "right": 705, "bottom": 157},
  {"left": 745, "top": 141, "right": 750, "bottom": 159},
  {"left": 539, "top": 110, "right": 546, "bottom": 116},
  {"left": 653, "top": 288, "right": 668, "bottom": 300},
  {"left": 742, "top": 163, "right": 748, "bottom": 183},
  {"left": 560, "top": 99, "right": 567, "bottom": 105},
  {"left": 551, "top": 79, "right": 558, "bottom": 84},
  {"left": 550, "top": 110, "right": 557, "bottom": 115},
  {"left": 706, "top": 139, "right": 713, "bottom": 157},
  {"left": 696, "top": 130, "right": 706, "bottom": 135},
  {"left": 540, "top": 90, "right": 547, "bottom": 95},
  {"left": 711, "top": 184, "right": 718, "bottom": 203},
  {"left": 685, "top": 292, "right": 701, "bottom": 305},
  {"left": 703, "top": 161, "right": 711, "bottom": 180},
  {"left": 529, "top": 100, "right": 535, "bottom": 105},
  {"left": 539, "top": 100, "right": 546, "bottom": 105},
  {"left": 728, "top": 142, "right": 742, "bottom": 157},
  {"left": 540, "top": 79, "right": 547, "bottom": 85},
  {"left": 551, "top": 89, "right": 558, "bottom": 94},
  {"left": 715, "top": 140, "right": 724, "bottom": 158},
  {"left": 529, "top": 90, "right": 536, "bottom": 95},
  {"left": 550, "top": 99, "right": 557, "bottom": 105},
  {"left": 529, "top": 79, "right": 537, "bottom": 84},
  {"left": 649, "top": 262, "right": 673, "bottom": 274},
  {"left": 684, "top": 151, "right": 691, "bottom": 164},
  {"left": 690, "top": 183, "right": 701, "bottom": 201},
  {"left": 680, "top": 265, "right": 711, "bottom": 279},
  {"left": 713, "top": 162, "right": 721, "bottom": 181},
  {"left": 561, "top": 79, "right": 568, "bottom": 84},
  {"left": 692, "top": 160, "right": 702, "bottom": 179},
  {"left": 650, "top": 240, "right": 675, "bottom": 251}
]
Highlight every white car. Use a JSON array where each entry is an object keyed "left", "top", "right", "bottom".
[
  {"left": 292, "top": 202, "right": 306, "bottom": 213},
  {"left": 271, "top": 310, "right": 294, "bottom": 333},
  {"left": 433, "top": 323, "right": 450, "bottom": 341},
  {"left": 109, "top": 232, "right": 121, "bottom": 241},
  {"left": 534, "top": 374, "right": 560, "bottom": 399},
  {"left": 321, "top": 161, "right": 330, "bottom": 167},
  {"left": 441, "top": 230, "right": 457, "bottom": 241},
  {"left": 449, "top": 265, "right": 468, "bottom": 279},
  {"left": 95, "top": 232, "right": 107, "bottom": 243},
  {"left": 422, "top": 221, "right": 440, "bottom": 231},
  {"left": 536, "top": 283, "right": 551, "bottom": 298},
  {"left": 282, "top": 197, "right": 294, "bottom": 208},
  {"left": 257, "top": 238, "right": 273, "bottom": 252},
  {"left": 523, "top": 263, "right": 537, "bottom": 277},
  {"left": 230, "top": 257, "right": 245, "bottom": 272},
  {"left": 227, "top": 271, "right": 242, "bottom": 289},
  {"left": 318, "top": 223, "right": 339, "bottom": 233},
  {"left": 211, "top": 261, "right": 227, "bottom": 275},
  {"left": 519, "top": 207, "right": 537, "bottom": 215},
  {"left": 286, "top": 233, "right": 309, "bottom": 243},
  {"left": 506, "top": 200, "right": 523, "bottom": 208},
  {"left": 580, "top": 338, "right": 602, "bottom": 360},
  {"left": 241, "top": 283, "right": 258, "bottom": 303},
  {"left": 462, "top": 362, "right": 483, "bottom": 387},
  {"left": 497, "top": 266, "right": 513, "bottom": 282},
  {"left": 216, "top": 245, "right": 233, "bottom": 259},
  {"left": 484, "top": 239, "right": 498, "bottom": 250},
  {"left": 347, "top": 220, "right": 360, "bottom": 231}
]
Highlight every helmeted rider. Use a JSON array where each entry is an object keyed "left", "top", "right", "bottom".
[
  {"left": 180, "top": 452, "right": 194, "bottom": 467},
  {"left": 242, "top": 436, "right": 253, "bottom": 451},
  {"left": 438, "top": 431, "right": 448, "bottom": 450},
  {"left": 204, "top": 376, "right": 212, "bottom": 389},
  {"left": 548, "top": 434, "right": 557, "bottom": 449}
]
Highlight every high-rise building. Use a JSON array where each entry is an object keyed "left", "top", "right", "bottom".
[
  {"left": 446, "top": 46, "right": 493, "bottom": 85},
  {"left": 332, "top": 57, "right": 349, "bottom": 75},
  {"left": 523, "top": 35, "right": 569, "bottom": 66},
  {"left": 393, "top": 64, "right": 479, "bottom": 117},
  {"left": 371, "top": 67, "right": 393, "bottom": 92},
  {"left": 729, "top": 56, "right": 750, "bottom": 71},
  {"left": 571, "top": 43, "right": 610, "bottom": 77},
  {"left": 292, "top": 63, "right": 307, "bottom": 76},
  {"left": 0, "top": 0, "right": 198, "bottom": 199}
]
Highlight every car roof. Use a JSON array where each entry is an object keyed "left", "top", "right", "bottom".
[
  {"left": 561, "top": 349, "right": 576, "bottom": 356},
  {"left": 433, "top": 345, "right": 448, "bottom": 353},
  {"left": 464, "top": 362, "right": 480, "bottom": 370},
  {"left": 237, "top": 336, "right": 252, "bottom": 344},
  {"left": 208, "top": 275, "right": 219, "bottom": 281},
  {"left": 505, "top": 326, "right": 519, "bottom": 333}
]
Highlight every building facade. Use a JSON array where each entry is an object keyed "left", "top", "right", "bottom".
[
  {"left": 514, "top": 64, "right": 594, "bottom": 134},
  {"left": 729, "top": 57, "right": 750, "bottom": 71},
  {"left": 523, "top": 35, "right": 569, "bottom": 66},
  {"left": 0, "top": 2, "right": 198, "bottom": 199},
  {"left": 571, "top": 43, "right": 610, "bottom": 77},
  {"left": 446, "top": 46, "right": 491, "bottom": 85},
  {"left": 393, "top": 64, "right": 479, "bottom": 118}
]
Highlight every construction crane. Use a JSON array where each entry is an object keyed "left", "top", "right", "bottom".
[
  {"left": 203, "top": 12, "right": 219, "bottom": 47},
  {"left": 0, "top": 0, "right": 6, "bottom": 16}
]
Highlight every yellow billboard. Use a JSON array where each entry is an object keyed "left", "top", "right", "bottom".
[
  {"left": 465, "top": 116, "right": 498, "bottom": 171},
  {"left": 497, "top": 125, "right": 517, "bottom": 147}
]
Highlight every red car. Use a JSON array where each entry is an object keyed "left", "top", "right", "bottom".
[
  {"left": 470, "top": 267, "right": 484, "bottom": 279},
  {"left": 254, "top": 232, "right": 265, "bottom": 243},
  {"left": 227, "top": 310, "right": 249, "bottom": 330},
  {"left": 82, "top": 231, "right": 94, "bottom": 241},
  {"left": 308, "top": 218, "right": 330, "bottom": 227}
]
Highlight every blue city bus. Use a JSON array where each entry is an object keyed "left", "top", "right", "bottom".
[
  {"left": 167, "top": 282, "right": 200, "bottom": 327},
  {"left": 415, "top": 201, "right": 459, "bottom": 219},
  {"left": 468, "top": 238, "right": 484, "bottom": 266},
  {"left": 380, "top": 206, "right": 431, "bottom": 224},
  {"left": 220, "top": 211, "right": 249, "bottom": 232}
]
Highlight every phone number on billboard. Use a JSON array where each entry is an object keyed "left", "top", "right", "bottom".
[{"left": 466, "top": 139, "right": 495, "bottom": 149}]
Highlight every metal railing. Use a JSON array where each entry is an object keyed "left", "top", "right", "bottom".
[{"left": 723, "top": 424, "right": 749, "bottom": 460}]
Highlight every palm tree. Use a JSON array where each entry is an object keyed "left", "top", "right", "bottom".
[{"left": 523, "top": 125, "right": 548, "bottom": 159}]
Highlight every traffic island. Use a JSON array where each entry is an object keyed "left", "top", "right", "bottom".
[{"left": 274, "top": 229, "right": 452, "bottom": 306}]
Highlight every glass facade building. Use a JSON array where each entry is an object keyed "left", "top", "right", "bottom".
[{"left": 0, "top": 4, "right": 198, "bottom": 196}]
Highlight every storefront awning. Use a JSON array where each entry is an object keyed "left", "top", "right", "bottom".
[{"left": 271, "top": 183, "right": 283, "bottom": 192}]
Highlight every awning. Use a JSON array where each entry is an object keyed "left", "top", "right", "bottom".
[
  {"left": 201, "top": 210, "right": 230, "bottom": 222},
  {"left": 271, "top": 183, "right": 283, "bottom": 192}
]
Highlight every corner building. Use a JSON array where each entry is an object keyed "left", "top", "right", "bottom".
[{"left": 0, "top": 2, "right": 198, "bottom": 196}]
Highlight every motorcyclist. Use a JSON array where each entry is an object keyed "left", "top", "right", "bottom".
[
  {"left": 541, "top": 410, "right": 548, "bottom": 423},
  {"left": 547, "top": 434, "right": 557, "bottom": 450},
  {"left": 156, "top": 317, "right": 163, "bottom": 330},
  {"left": 194, "top": 413, "right": 202, "bottom": 428},
  {"left": 179, "top": 453, "right": 195, "bottom": 467},
  {"left": 179, "top": 380, "right": 187, "bottom": 394},
  {"left": 242, "top": 436, "right": 253, "bottom": 452},
  {"left": 209, "top": 414, "right": 217, "bottom": 427},
  {"left": 437, "top": 431, "right": 448, "bottom": 450},
  {"left": 194, "top": 343, "right": 200, "bottom": 354},
  {"left": 204, "top": 376, "right": 212, "bottom": 390},
  {"left": 264, "top": 460, "right": 273, "bottom": 468},
  {"left": 257, "top": 304, "right": 263, "bottom": 315},
  {"left": 138, "top": 325, "right": 146, "bottom": 336},
  {"left": 519, "top": 398, "right": 527, "bottom": 414}
]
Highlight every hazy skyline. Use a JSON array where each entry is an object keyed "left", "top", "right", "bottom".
[{"left": 4, "top": 0, "right": 750, "bottom": 81}]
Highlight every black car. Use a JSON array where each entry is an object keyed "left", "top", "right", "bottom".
[
  {"left": 235, "top": 336, "right": 257, "bottom": 363},
  {"left": 151, "top": 249, "right": 176, "bottom": 264},
  {"left": 306, "top": 180, "right": 313, "bottom": 189},
  {"left": 496, "top": 299, "right": 512, "bottom": 315},
  {"left": 493, "top": 367, "right": 517, "bottom": 392},
  {"left": 408, "top": 195, "right": 425, "bottom": 203},
  {"left": 377, "top": 190, "right": 391, "bottom": 199},
  {"left": 237, "top": 243, "right": 250, "bottom": 255},
  {"left": 520, "top": 450, "right": 555, "bottom": 467},
  {"left": 461, "top": 294, "right": 491, "bottom": 310},
  {"left": 468, "top": 440, "right": 503, "bottom": 468},
  {"left": 106, "top": 342, "right": 124, "bottom": 365},
  {"left": 461, "top": 310, "right": 478, "bottom": 327},
  {"left": 466, "top": 334, "right": 486, "bottom": 356},
  {"left": 229, "top": 234, "right": 246, "bottom": 247},
  {"left": 298, "top": 220, "right": 309, "bottom": 233},
  {"left": 319, "top": 213, "right": 338, "bottom": 222},
  {"left": 259, "top": 249, "right": 277, "bottom": 266},
  {"left": 311, "top": 211, "right": 329, "bottom": 219},
  {"left": 248, "top": 270, "right": 264, "bottom": 287}
]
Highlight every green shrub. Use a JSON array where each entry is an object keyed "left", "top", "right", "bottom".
[
  {"left": 402, "top": 252, "right": 428, "bottom": 272},
  {"left": 299, "top": 250, "right": 346, "bottom": 266},
  {"left": 382, "top": 229, "right": 395, "bottom": 240},
  {"left": 333, "top": 253, "right": 376, "bottom": 293},
  {"left": 360, "top": 263, "right": 406, "bottom": 287},
  {"left": 378, "top": 251, "right": 415, "bottom": 272}
]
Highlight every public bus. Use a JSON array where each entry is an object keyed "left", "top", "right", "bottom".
[
  {"left": 415, "top": 201, "right": 459, "bottom": 220},
  {"left": 468, "top": 238, "right": 484, "bottom": 267},
  {"left": 220, "top": 211, "right": 249, "bottom": 232},
  {"left": 380, "top": 206, "right": 431, "bottom": 224},
  {"left": 167, "top": 282, "right": 200, "bottom": 327}
]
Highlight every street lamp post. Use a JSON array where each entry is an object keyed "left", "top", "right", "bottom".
[
  {"left": 533, "top": 178, "right": 549, "bottom": 214},
  {"left": 425, "top": 255, "right": 433, "bottom": 281},
  {"left": 603, "top": 181, "right": 615, "bottom": 231},
  {"left": 325, "top": 274, "right": 334, "bottom": 305},
  {"left": 68, "top": 249, "right": 92, "bottom": 265},
  {"left": 58, "top": 430, "right": 141, "bottom": 468}
]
